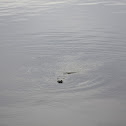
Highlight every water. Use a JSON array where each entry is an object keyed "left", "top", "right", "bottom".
[{"left": 0, "top": 0, "right": 126, "bottom": 126}]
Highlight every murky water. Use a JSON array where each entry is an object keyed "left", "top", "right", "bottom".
[{"left": 0, "top": 0, "right": 126, "bottom": 126}]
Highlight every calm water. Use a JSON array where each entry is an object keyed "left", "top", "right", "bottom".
[{"left": 0, "top": 0, "right": 126, "bottom": 126}]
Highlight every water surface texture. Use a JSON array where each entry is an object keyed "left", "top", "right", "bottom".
[{"left": 0, "top": 0, "right": 126, "bottom": 126}]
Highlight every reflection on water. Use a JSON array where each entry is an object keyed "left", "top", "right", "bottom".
[
  {"left": 0, "top": 0, "right": 126, "bottom": 126},
  {"left": 0, "top": 0, "right": 126, "bottom": 18}
]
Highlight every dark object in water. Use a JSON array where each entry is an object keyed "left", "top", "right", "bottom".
[
  {"left": 63, "top": 72, "right": 77, "bottom": 75},
  {"left": 57, "top": 80, "right": 63, "bottom": 83}
]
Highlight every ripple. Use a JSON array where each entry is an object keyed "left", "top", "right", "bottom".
[
  {"left": 2, "top": 28, "right": 125, "bottom": 98},
  {"left": 7, "top": 28, "right": 124, "bottom": 104},
  {"left": 76, "top": 0, "right": 126, "bottom": 6},
  {"left": 0, "top": 0, "right": 70, "bottom": 17},
  {"left": 16, "top": 54, "right": 108, "bottom": 96}
]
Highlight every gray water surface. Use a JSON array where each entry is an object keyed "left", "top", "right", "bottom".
[{"left": 0, "top": 0, "right": 126, "bottom": 126}]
